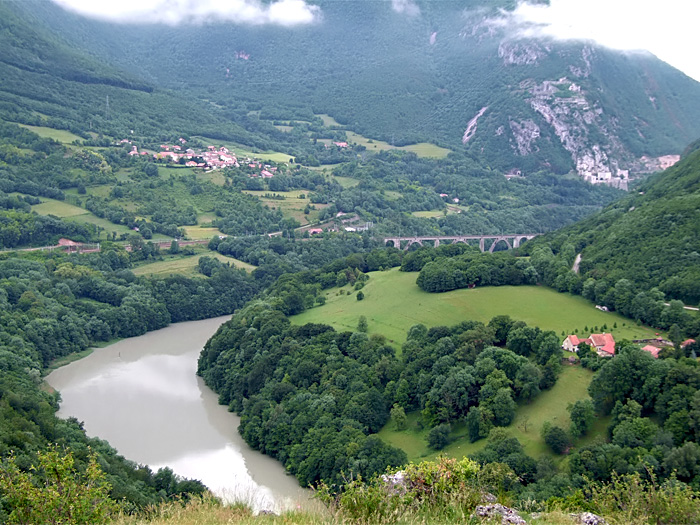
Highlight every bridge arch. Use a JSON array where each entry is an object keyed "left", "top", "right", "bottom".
[{"left": 489, "top": 237, "right": 513, "bottom": 253}]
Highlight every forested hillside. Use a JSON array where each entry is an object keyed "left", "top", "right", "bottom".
[
  {"left": 29, "top": 0, "right": 700, "bottom": 183},
  {"left": 524, "top": 147, "right": 700, "bottom": 305}
]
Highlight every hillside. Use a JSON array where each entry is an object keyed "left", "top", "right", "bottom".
[
  {"left": 34, "top": 0, "right": 700, "bottom": 186},
  {"left": 525, "top": 147, "right": 700, "bottom": 305}
]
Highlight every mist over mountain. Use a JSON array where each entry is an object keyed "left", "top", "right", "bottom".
[{"left": 27, "top": 0, "right": 700, "bottom": 187}]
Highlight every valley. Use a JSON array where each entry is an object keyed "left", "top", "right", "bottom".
[{"left": 1, "top": 0, "right": 700, "bottom": 524}]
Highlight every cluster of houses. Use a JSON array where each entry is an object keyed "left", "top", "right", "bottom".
[
  {"left": 122, "top": 139, "right": 280, "bottom": 177},
  {"left": 563, "top": 333, "right": 697, "bottom": 359},
  {"left": 563, "top": 333, "right": 616, "bottom": 356}
]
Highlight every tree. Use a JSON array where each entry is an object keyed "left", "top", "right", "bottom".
[
  {"left": 356, "top": 290, "right": 364, "bottom": 301},
  {"left": 489, "top": 388, "right": 516, "bottom": 426},
  {"left": 390, "top": 403, "right": 407, "bottom": 431},
  {"left": 568, "top": 399, "right": 596, "bottom": 438},
  {"left": 542, "top": 423, "right": 570, "bottom": 454},
  {"left": 0, "top": 447, "right": 119, "bottom": 524},
  {"left": 357, "top": 315, "right": 368, "bottom": 332},
  {"left": 427, "top": 423, "right": 451, "bottom": 450},
  {"left": 169, "top": 239, "right": 180, "bottom": 254}
]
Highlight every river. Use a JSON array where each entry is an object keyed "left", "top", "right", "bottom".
[{"left": 45, "top": 315, "right": 309, "bottom": 512}]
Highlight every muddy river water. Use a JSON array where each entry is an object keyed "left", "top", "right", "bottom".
[{"left": 46, "top": 315, "right": 309, "bottom": 512}]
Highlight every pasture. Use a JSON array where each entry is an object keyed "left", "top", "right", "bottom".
[
  {"left": 377, "top": 365, "right": 606, "bottom": 462},
  {"left": 291, "top": 267, "right": 661, "bottom": 344},
  {"left": 316, "top": 115, "right": 451, "bottom": 159},
  {"left": 332, "top": 176, "right": 360, "bottom": 188},
  {"left": 31, "top": 199, "right": 88, "bottom": 218},
  {"left": 132, "top": 252, "right": 255, "bottom": 277},
  {"left": 183, "top": 225, "right": 225, "bottom": 240},
  {"left": 243, "top": 190, "right": 328, "bottom": 224},
  {"left": 17, "top": 124, "right": 83, "bottom": 144}
]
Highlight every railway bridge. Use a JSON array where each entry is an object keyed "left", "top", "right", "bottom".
[{"left": 382, "top": 234, "right": 540, "bottom": 252}]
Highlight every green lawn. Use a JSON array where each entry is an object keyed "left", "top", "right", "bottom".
[
  {"left": 291, "top": 267, "right": 660, "bottom": 345},
  {"left": 132, "top": 252, "right": 255, "bottom": 277},
  {"left": 31, "top": 199, "right": 87, "bottom": 218},
  {"left": 17, "top": 124, "right": 83, "bottom": 144},
  {"left": 377, "top": 365, "right": 606, "bottom": 463}
]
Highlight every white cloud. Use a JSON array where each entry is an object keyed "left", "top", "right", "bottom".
[
  {"left": 391, "top": 0, "right": 420, "bottom": 17},
  {"left": 52, "top": 0, "right": 321, "bottom": 27},
  {"left": 491, "top": 0, "right": 700, "bottom": 81}
]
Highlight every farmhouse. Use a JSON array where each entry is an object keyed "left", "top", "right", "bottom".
[
  {"left": 562, "top": 332, "right": 616, "bottom": 356},
  {"left": 641, "top": 345, "right": 661, "bottom": 359}
]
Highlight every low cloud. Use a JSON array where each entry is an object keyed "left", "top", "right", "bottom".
[
  {"left": 391, "top": 0, "right": 420, "bottom": 17},
  {"left": 482, "top": 0, "right": 700, "bottom": 81},
  {"left": 52, "top": 0, "right": 321, "bottom": 27}
]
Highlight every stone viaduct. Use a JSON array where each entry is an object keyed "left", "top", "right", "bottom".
[{"left": 382, "top": 234, "right": 540, "bottom": 252}]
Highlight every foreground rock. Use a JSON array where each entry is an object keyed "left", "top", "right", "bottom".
[{"left": 474, "top": 503, "right": 527, "bottom": 524}]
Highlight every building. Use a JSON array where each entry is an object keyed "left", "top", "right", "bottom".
[
  {"left": 562, "top": 333, "right": 616, "bottom": 356},
  {"left": 641, "top": 345, "right": 661, "bottom": 359}
]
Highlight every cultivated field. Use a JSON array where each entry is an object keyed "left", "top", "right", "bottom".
[{"left": 291, "top": 267, "right": 661, "bottom": 344}]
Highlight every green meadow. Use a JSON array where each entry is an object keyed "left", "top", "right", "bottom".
[
  {"left": 17, "top": 124, "right": 83, "bottom": 144},
  {"left": 291, "top": 267, "right": 660, "bottom": 345},
  {"left": 31, "top": 199, "right": 87, "bottom": 218},
  {"left": 316, "top": 114, "right": 451, "bottom": 159},
  {"left": 196, "top": 136, "right": 294, "bottom": 164},
  {"left": 377, "top": 365, "right": 607, "bottom": 463},
  {"left": 242, "top": 190, "right": 329, "bottom": 224},
  {"left": 132, "top": 252, "right": 255, "bottom": 277}
]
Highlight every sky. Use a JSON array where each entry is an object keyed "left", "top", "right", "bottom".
[{"left": 51, "top": 0, "right": 700, "bottom": 81}]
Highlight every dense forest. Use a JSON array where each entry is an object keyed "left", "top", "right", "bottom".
[
  {"left": 0, "top": 245, "right": 259, "bottom": 520},
  {"left": 523, "top": 147, "right": 700, "bottom": 306}
]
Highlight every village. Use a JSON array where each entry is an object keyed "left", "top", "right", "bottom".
[{"left": 121, "top": 138, "right": 280, "bottom": 178}]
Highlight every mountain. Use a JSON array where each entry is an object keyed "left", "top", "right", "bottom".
[
  {"left": 28, "top": 0, "right": 700, "bottom": 187},
  {"left": 524, "top": 146, "right": 700, "bottom": 306}
]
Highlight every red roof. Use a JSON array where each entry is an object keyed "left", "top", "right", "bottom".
[
  {"left": 590, "top": 333, "right": 615, "bottom": 355},
  {"left": 641, "top": 345, "right": 661, "bottom": 359},
  {"left": 681, "top": 339, "right": 696, "bottom": 348},
  {"left": 58, "top": 238, "right": 79, "bottom": 246}
]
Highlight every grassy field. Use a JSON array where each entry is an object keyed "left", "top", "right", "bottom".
[
  {"left": 242, "top": 190, "right": 328, "bottom": 224},
  {"left": 377, "top": 365, "right": 606, "bottom": 463},
  {"left": 412, "top": 210, "right": 447, "bottom": 218},
  {"left": 196, "top": 136, "right": 294, "bottom": 164},
  {"left": 183, "top": 225, "right": 225, "bottom": 240},
  {"left": 316, "top": 115, "right": 451, "bottom": 159},
  {"left": 291, "top": 268, "right": 661, "bottom": 345},
  {"left": 317, "top": 114, "right": 343, "bottom": 127},
  {"left": 132, "top": 252, "right": 256, "bottom": 277},
  {"left": 17, "top": 124, "right": 83, "bottom": 144},
  {"left": 31, "top": 199, "right": 88, "bottom": 218},
  {"left": 344, "top": 131, "right": 451, "bottom": 159},
  {"left": 332, "top": 176, "right": 360, "bottom": 188}
]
